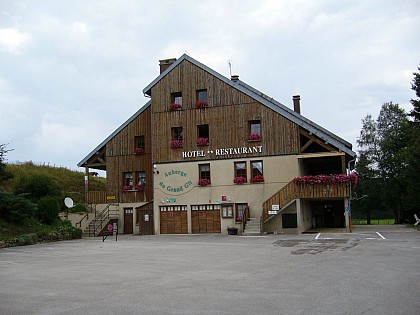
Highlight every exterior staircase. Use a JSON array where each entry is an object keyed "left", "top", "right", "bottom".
[
  {"left": 82, "top": 203, "right": 119, "bottom": 237},
  {"left": 242, "top": 218, "right": 261, "bottom": 236}
]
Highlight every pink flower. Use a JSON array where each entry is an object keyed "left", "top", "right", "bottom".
[
  {"left": 248, "top": 134, "right": 262, "bottom": 141},
  {"left": 233, "top": 176, "right": 247, "bottom": 184},
  {"left": 198, "top": 178, "right": 211, "bottom": 186},
  {"left": 195, "top": 100, "right": 208, "bottom": 108}
]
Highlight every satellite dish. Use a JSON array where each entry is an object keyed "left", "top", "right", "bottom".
[{"left": 64, "top": 197, "right": 74, "bottom": 208}]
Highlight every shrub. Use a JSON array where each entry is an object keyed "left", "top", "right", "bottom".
[
  {"left": 0, "top": 192, "right": 37, "bottom": 223},
  {"left": 14, "top": 174, "right": 61, "bottom": 201},
  {"left": 36, "top": 196, "right": 60, "bottom": 225}
]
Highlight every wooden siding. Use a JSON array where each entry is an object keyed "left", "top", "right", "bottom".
[
  {"left": 151, "top": 60, "right": 300, "bottom": 163},
  {"left": 105, "top": 106, "right": 153, "bottom": 203}
]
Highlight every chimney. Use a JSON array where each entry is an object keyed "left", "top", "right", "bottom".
[
  {"left": 293, "top": 95, "right": 301, "bottom": 114},
  {"left": 231, "top": 75, "right": 239, "bottom": 81},
  {"left": 159, "top": 58, "right": 177, "bottom": 74}
]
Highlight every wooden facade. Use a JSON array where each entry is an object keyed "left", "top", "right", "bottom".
[{"left": 151, "top": 60, "right": 300, "bottom": 163}]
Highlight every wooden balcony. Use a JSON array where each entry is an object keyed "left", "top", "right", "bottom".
[
  {"left": 262, "top": 181, "right": 349, "bottom": 223},
  {"left": 86, "top": 191, "right": 108, "bottom": 205}
]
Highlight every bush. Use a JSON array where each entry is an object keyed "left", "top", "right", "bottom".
[
  {"left": 68, "top": 204, "right": 88, "bottom": 213},
  {"left": 14, "top": 174, "right": 60, "bottom": 201},
  {"left": 54, "top": 220, "right": 82, "bottom": 238},
  {"left": 36, "top": 196, "right": 60, "bottom": 225},
  {"left": 0, "top": 192, "right": 37, "bottom": 223}
]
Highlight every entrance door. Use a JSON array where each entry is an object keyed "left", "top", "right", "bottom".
[
  {"left": 138, "top": 203, "right": 154, "bottom": 235},
  {"left": 124, "top": 207, "right": 133, "bottom": 234}
]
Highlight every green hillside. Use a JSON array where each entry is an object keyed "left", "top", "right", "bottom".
[{"left": 2, "top": 161, "right": 106, "bottom": 204}]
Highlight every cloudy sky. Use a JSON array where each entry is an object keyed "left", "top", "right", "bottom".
[{"left": 1, "top": 0, "right": 419, "bottom": 172}]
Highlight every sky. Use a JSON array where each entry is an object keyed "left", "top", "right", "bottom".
[{"left": 1, "top": 0, "right": 419, "bottom": 173}]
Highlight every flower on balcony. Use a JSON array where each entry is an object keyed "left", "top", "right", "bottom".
[
  {"left": 169, "top": 103, "right": 182, "bottom": 111},
  {"left": 134, "top": 147, "right": 145, "bottom": 154},
  {"left": 170, "top": 140, "right": 183, "bottom": 148},
  {"left": 135, "top": 184, "right": 145, "bottom": 192},
  {"left": 122, "top": 185, "right": 133, "bottom": 191},
  {"left": 196, "top": 137, "right": 209, "bottom": 146},
  {"left": 195, "top": 100, "right": 208, "bottom": 108},
  {"left": 233, "top": 176, "right": 247, "bottom": 184},
  {"left": 293, "top": 173, "right": 358, "bottom": 189},
  {"left": 248, "top": 133, "right": 262, "bottom": 141},
  {"left": 250, "top": 175, "right": 264, "bottom": 183},
  {"left": 198, "top": 178, "right": 211, "bottom": 186}
]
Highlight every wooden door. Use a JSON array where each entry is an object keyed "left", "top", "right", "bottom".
[{"left": 124, "top": 207, "right": 133, "bottom": 234}]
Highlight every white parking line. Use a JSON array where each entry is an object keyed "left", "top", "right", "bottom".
[
  {"left": 315, "top": 233, "right": 321, "bottom": 240},
  {"left": 376, "top": 232, "right": 386, "bottom": 240}
]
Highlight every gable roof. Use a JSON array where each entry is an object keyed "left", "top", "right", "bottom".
[
  {"left": 77, "top": 101, "right": 151, "bottom": 168},
  {"left": 143, "top": 54, "right": 356, "bottom": 158}
]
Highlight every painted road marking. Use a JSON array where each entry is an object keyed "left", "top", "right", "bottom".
[
  {"left": 376, "top": 232, "right": 386, "bottom": 240},
  {"left": 315, "top": 233, "right": 321, "bottom": 240}
]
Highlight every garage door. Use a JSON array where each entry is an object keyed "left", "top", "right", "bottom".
[
  {"left": 160, "top": 205, "right": 188, "bottom": 234},
  {"left": 191, "top": 204, "right": 221, "bottom": 234}
]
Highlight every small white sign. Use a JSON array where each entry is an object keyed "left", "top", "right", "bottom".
[
  {"left": 268, "top": 210, "right": 278, "bottom": 215},
  {"left": 144, "top": 214, "right": 149, "bottom": 222},
  {"left": 272, "top": 205, "right": 280, "bottom": 211}
]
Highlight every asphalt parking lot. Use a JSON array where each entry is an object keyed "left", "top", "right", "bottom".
[{"left": 1, "top": 225, "right": 419, "bottom": 315}]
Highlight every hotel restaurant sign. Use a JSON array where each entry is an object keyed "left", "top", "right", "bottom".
[{"left": 181, "top": 145, "right": 263, "bottom": 158}]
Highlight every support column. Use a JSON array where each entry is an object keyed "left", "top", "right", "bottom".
[{"left": 84, "top": 167, "right": 89, "bottom": 204}]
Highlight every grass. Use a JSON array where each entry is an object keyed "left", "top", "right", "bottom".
[{"left": 352, "top": 219, "right": 395, "bottom": 225}]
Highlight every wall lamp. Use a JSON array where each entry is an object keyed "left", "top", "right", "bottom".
[{"left": 153, "top": 164, "right": 159, "bottom": 174}]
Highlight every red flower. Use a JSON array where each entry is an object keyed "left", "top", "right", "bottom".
[
  {"left": 233, "top": 176, "right": 247, "bottom": 184},
  {"left": 196, "top": 137, "right": 209, "bottom": 146},
  {"left": 248, "top": 134, "right": 262, "bottom": 141},
  {"left": 170, "top": 103, "right": 182, "bottom": 110},
  {"left": 195, "top": 100, "right": 208, "bottom": 108},
  {"left": 198, "top": 178, "right": 211, "bottom": 186},
  {"left": 251, "top": 175, "right": 264, "bottom": 182},
  {"left": 170, "top": 140, "right": 183, "bottom": 148}
]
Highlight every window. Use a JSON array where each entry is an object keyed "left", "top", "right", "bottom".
[
  {"left": 171, "top": 127, "right": 183, "bottom": 148},
  {"left": 171, "top": 92, "right": 182, "bottom": 105},
  {"left": 250, "top": 160, "right": 264, "bottom": 182},
  {"left": 172, "top": 127, "right": 183, "bottom": 140},
  {"left": 197, "top": 89, "right": 208, "bottom": 102},
  {"left": 134, "top": 136, "right": 145, "bottom": 154},
  {"left": 135, "top": 136, "right": 145, "bottom": 149},
  {"left": 235, "top": 204, "right": 248, "bottom": 222},
  {"left": 136, "top": 171, "right": 146, "bottom": 189},
  {"left": 123, "top": 172, "right": 133, "bottom": 190},
  {"left": 198, "top": 163, "right": 211, "bottom": 186},
  {"left": 196, "top": 89, "right": 208, "bottom": 108},
  {"left": 199, "top": 164, "right": 210, "bottom": 180},
  {"left": 197, "top": 124, "right": 209, "bottom": 145},
  {"left": 222, "top": 205, "right": 234, "bottom": 218},
  {"left": 234, "top": 162, "right": 247, "bottom": 179},
  {"left": 248, "top": 120, "right": 262, "bottom": 141}
]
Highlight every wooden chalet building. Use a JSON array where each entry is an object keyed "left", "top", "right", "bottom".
[{"left": 78, "top": 54, "right": 356, "bottom": 236}]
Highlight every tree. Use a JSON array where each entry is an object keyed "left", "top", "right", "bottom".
[
  {"left": 409, "top": 65, "right": 420, "bottom": 122},
  {"left": 0, "top": 144, "right": 13, "bottom": 183},
  {"left": 404, "top": 65, "right": 420, "bottom": 216},
  {"left": 355, "top": 103, "right": 410, "bottom": 223}
]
